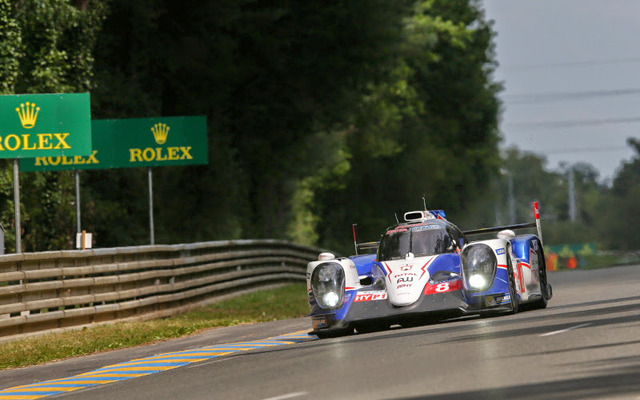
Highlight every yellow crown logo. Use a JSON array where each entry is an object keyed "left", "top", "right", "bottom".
[
  {"left": 151, "top": 123, "right": 170, "bottom": 145},
  {"left": 15, "top": 102, "right": 40, "bottom": 129}
]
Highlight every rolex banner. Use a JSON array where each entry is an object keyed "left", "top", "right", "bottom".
[
  {"left": 20, "top": 116, "right": 208, "bottom": 171},
  {"left": 0, "top": 93, "right": 92, "bottom": 158}
]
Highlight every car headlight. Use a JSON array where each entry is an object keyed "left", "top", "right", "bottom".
[
  {"left": 462, "top": 244, "right": 497, "bottom": 291},
  {"left": 311, "top": 262, "right": 345, "bottom": 309}
]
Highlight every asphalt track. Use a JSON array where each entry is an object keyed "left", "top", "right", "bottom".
[{"left": 2, "top": 264, "right": 640, "bottom": 400}]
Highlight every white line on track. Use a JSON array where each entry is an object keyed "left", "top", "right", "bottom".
[
  {"left": 540, "top": 323, "right": 592, "bottom": 337},
  {"left": 261, "top": 391, "right": 308, "bottom": 400}
]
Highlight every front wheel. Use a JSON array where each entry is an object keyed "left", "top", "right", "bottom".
[
  {"left": 315, "top": 327, "right": 353, "bottom": 339},
  {"left": 355, "top": 321, "right": 389, "bottom": 334}
]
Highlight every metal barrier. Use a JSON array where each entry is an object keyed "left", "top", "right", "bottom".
[{"left": 0, "top": 240, "right": 321, "bottom": 341}]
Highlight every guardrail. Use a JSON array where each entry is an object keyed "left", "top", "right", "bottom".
[{"left": 0, "top": 240, "right": 322, "bottom": 341}]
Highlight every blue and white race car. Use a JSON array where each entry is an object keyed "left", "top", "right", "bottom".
[{"left": 307, "top": 203, "right": 552, "bottom": 338}]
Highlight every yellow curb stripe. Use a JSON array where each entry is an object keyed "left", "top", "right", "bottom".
[
  {"left": 0, "top": 388, "right": 80, "bottom": 393},
  {"left": 76, "top": 374, "right": 149, "bottom": 378},
  {"left": 125, "top": 355, "right": 226, "bottom": 362},
  {"left": 123, "top": 358, "right": 209, "bottom": 363},
  {"left": 100, "top": 360, "right": 188, "bottom": 368},
  {"left": 202, "top": 347, "right": 256, "bottom": 350},
  {"left": 130, "top": 351, "right": 233, "bottom": 361},
  {"left": 92, "top": 366, "right": 178, "bottom": 372},
  {"left": 29, "top": 381, "right": 117, "bottom": 385},
  {"left": 0, "top": 330, "right": 317, "bottom": 400}
]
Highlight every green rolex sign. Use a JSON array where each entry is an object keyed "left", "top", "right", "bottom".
[
  {"left": 20, "top": 116, "right": 208, "bottom": 171},
  {"left": 0, "top": 93, "right": 91, "bottom": 158}
]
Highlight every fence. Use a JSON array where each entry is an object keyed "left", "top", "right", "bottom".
[{"left": 0, "top": 240, "right": 321, "bottom": 342}]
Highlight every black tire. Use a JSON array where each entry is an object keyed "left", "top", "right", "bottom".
[
  {"left": 315, "top": 327, "right": 353, "bottom": 339},
  {"left": 506, "top": 251, "right": 519, "bottom": 315},
  {"left": 400, "top": 316, "right": 427, "bottom": 328},
  {"left": 531, "top": 240, "right": 549, "bottom": 309},
  {"left": 355, "top": 321, "right": 389, "bottom": 334}
]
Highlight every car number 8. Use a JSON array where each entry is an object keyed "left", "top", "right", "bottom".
[{"left": 435, "top": 283, "right": 450, "bottom": 292}]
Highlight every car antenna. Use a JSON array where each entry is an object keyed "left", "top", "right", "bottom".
[
  {"left": 422, "top": 195, "right": 428, "bottom": 211},
  {"left": 394, "top": 213, "right": 399, "bottom": 224},
  {"left": 352, "top": 223, "right": 359, "bottom": 255}
]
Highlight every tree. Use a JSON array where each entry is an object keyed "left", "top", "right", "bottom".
[
  {"left": 598, "top": 138, "right": 640, "bottom": 250},
  {"left": 0, "top": 0, "right": 108, "bottom": 252},
  {"left": 87, "top": 0, "right": 414, "bottom": 246},
  {"left": 310, "top": 0, "right": 503, "bottom": 254}
]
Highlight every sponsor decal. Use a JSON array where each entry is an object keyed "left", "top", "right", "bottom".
[
  {"left": 400, "top": 264, "right": 413, "bottom": 271},
  {"left": 129, "top": 123, "right": 193, "bottom": 162},
  {"left": 312, "top": 317, "right": 328, "bottom": 330},
  {"left": 16, "top": 101, "right": 40, "bottom": 129},
  {"left": 1, "top": 94, "right": 92, "bottom": 159},
  {"left": 411, "top": 225, "right": 441, "bottom": 231},
  {"left": 496, "top": 248, "right": 506, "bottom": 255},
  {"left": 424, "top": 279, "right": 461, "bottom": 295},
  {"left": 354, "top": 291, "right": 387, "bottom": 302},
  {"left": 34, "top": 150, "right": 99, "bottom": 167}
]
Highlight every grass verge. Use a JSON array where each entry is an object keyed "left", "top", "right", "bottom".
[{"left": 0, "top": 283, "right": 309, "bottom": 370}]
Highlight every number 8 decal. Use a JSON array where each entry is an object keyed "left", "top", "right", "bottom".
[{"left": 435, "top": 282, "right": 450, "bottom": 292}]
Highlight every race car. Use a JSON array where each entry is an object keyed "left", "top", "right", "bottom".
[{"left": 306, "top": 202, "right": 552, "bottom": 338}]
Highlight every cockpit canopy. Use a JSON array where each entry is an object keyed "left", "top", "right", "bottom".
[{"left": 377, "top": 220, "right": 465, "bottom": 261}]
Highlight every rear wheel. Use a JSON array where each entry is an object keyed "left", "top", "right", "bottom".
[
  {"left": 531, "top": 240, "right": 550, "bottom": 309},
  {"left": 506, "top": 251, "right": 519, "bottom": 315}
]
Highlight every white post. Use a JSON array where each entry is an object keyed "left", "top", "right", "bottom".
[
  {"left": 75, "top": 170, "right": 81, "bottom": 233},
  {"left": 13, "top": 159, "right": 21, "bottom": 253},
  {"left": 148, "top": 168, "right": 155, "bottom": 245}
]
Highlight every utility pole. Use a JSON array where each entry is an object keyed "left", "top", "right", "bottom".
[
  {"left": 508, "top": 174, "right": 516, "bottom": 225},
  {"left": 568, "top": 167, "right": 577, "bottom": 222}
]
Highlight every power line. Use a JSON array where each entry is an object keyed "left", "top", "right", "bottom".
[
  {"left": 540, "top": 146, "right": 630, "bottom": 155},
  {"left": 505, "top": 116, "right": 640, "bottom": 129},
  {"left": 503, "top": 88, "right": 640, "bottom": 104},
  {"left": 501, "top": 57, "right": 640, "bottom": 71}
]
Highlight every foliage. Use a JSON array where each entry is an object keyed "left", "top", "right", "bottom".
[
  {"left": 7, "top": 0, "right": 639, "bottom": 254},
  {"left": 0, "top": 0, "right": 107, "bottom": 252},
  {"left": 0, "top": 0, "right": 21, "bottom": 94},
  {"left": 311, "top": 0, "right": 502, "bottom": 254}
]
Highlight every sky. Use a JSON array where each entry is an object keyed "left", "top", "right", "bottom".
[{"left": 480, "top": 0, "right": 640, "bottom": 182}]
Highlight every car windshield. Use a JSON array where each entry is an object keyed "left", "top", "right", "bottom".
[{"left": 378, "top": 225, "right": 452, "bottom": 261}]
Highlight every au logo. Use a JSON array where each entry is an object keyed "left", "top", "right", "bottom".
[
  {"left": 151, "top": 123, "right": 170, "bottom": 145},
  {"left": 16, "top": 102, "right": 40, "bottom": 129}
]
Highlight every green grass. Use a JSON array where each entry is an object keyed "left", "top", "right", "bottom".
[{"left": 0, "top": 283, "right": 309, "bottom": 370}]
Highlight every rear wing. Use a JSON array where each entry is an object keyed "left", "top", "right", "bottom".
[
  {"left": 352, "top": 224, "right": 379, "bottom": 255},
  {"left": 463, "top": 202, "right": 544, "bottom": 245},
  {"left": 356, "top": 241, "right": 379, "bottom": 254}
]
